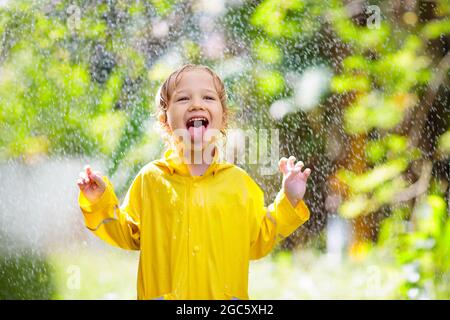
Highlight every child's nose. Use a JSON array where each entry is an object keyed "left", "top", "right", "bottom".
[
  {"left": 190, "top": 104, "right": 205, "bottom": 111},
  {"left": 189, "top": 98, "right": 206, "bottom": 110}
]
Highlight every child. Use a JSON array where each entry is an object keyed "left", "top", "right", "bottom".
[{"left": 77, "top": 64, "right": 312, "bottom": 300}]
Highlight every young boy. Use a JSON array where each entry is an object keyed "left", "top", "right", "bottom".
[{"left": 77, "top": 64, "right": 312, "bottom": 300}]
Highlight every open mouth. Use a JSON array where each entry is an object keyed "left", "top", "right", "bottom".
[
  {"left": 186, "top": 116, "right": 209, "bottom": 130},
  {"left": 186, "top": 116, "right": 209, "bottom": 141}
]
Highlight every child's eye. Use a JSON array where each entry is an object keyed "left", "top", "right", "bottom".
[
  {"left": 177, "top": 97, "right": 189, "bottom": 101},
  {"left": 204, "top": 96, "right": 215, "bottom": 100}
]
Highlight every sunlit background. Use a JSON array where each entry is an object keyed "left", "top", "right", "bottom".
[{"left": 1, "top": 0, "right": 450, "bottom": 299}]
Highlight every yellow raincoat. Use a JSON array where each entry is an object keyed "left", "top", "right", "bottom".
[{"left": 79, "top": 147, "right": 310, "bottom": 300}]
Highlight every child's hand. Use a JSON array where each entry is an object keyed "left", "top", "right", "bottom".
[
  {"left": 76, "top": 165, "right": 106, "bottom": 203},
  {"left": 278, "top": 156, "right": 311, "bottom": 208}
]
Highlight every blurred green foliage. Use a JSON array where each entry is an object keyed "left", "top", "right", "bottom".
[
  {"left": 0, "top": 251, "right": 55, "bottom": 299},
  {"left": 379, "top": 194, "right": 450, "bottom": 298},
  {"left": 0, "top": 0, "right": 157, "bottom": 176}
]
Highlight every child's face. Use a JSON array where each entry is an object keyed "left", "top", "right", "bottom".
[{"left": 166, "top": 69, "right": 224, "bottom": 149}]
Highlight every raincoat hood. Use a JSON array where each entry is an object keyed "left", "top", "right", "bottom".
[{"left": 153, "top": 146, "right": 234, "bottom": 177}]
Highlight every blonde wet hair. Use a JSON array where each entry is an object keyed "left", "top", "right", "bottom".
[{"left": 154, "top": 64, "right": 229, "bottom": 138}]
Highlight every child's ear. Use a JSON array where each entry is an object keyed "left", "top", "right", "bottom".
[
  {"left": 158, "top": 110, "right": 173, "bottom": 133},
  {"left": 158, "top": 109, "right": 168, "bottom": 125}
]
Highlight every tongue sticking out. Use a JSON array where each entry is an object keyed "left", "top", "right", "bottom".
[{"left": 188, "top": 120, "right": 206, "bottom": 142}]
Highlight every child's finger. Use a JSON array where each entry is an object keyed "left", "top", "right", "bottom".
[
  {"left": 77, "top": 178, "right": 86, "bottom": 190},
  {"left": 85, "top": 170, "right": 106, "bottom": 190},
  {"left": 86, "top": 166, "right": 98, "bottom": 183},
  {"left": 84, "top": 165, "right": 92, "bottom": 176},
  {"left": 79, "top": 172, "right": 88, "bottom": 184},
  {"left": 278, "top": 157, "right": 289, "bottom": 174},
  {"left": 287, "top": 156, "right": 296, "bottom": 170},
  {"left": 295, "top": 161, "right": 304, "bottom": 170},
  {"left": 303, "top": 168, "right": 311, "bottom": 180},
  {"left": 90, "top": 172, "right": 105, "bottom": 187}
]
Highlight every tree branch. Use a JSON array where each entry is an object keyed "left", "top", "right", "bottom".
[
  {"left": 392, "top": 160, "right": 432, "bottom": 203},
  {"left": 408, "top": 51, "right": 450, "bottom": 148}
]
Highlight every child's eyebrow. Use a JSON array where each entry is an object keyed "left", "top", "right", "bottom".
[
  {"left": 202, "top": 89, "right": 218, "bottom": 95},
  {"left": 174, "top": 88, "right": 218, "bottom": 95}
]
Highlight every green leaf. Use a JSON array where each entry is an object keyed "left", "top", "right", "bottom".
[
  {"left": 373, "top": 177, "right": 407, "bottom": 204},
  {"left": 422, "top": 19, "right": 450, "bottom": 39},
  {"left": 99, "top": 72, "right": 123, "bottom": 112},
  {"left": 385, "top": 134, "right": 408, "bottom": 153},
  {"left": 366, "top": 140, "right": 386, "bottom": 164},
  {"left": 415, "top": 195, "right": 447, "bottom": 237},
  {"left": 438, "top": 130, "right": 450, "bottom": 155},
  {"left": 255, "top": 69, "right": 285, "bottom": 96},
  {"left": 337, "top": 158, "right": 409, "bottom": 193},
  {"left": 344, "top": 104, "right": 370, "bottom": 134},
  {"left": 354, "top": 159, "right": 409, "bottom": 193},
  {"left": 331, "top": 74, "right": 370, "bottom": 94},
  {"left": 342, "top": 55, "right": 369, "bottom": 72},
  {"left": 371, "top": 102, "right": 403, "bottom": 130},
  {"left": 338, "top": 195, "right": 370, "bottom": 219},
  {"left": 251, "top": 0, "right": 304, "bottom": 37},
  {"left": 253, "top": 39, "right": 282, "bottom": 64}
]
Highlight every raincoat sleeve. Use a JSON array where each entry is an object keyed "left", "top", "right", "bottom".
[
  {"left": 247, "top": 176, "right": 310, "bottom": 260},
  {"left": 78, "top": 173, "right": 142, "bottom": 250}
]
